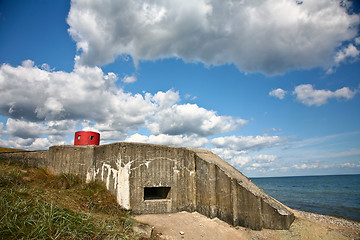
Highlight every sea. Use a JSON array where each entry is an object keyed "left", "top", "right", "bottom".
[{"left": 251, "top": 174, "right": 360, "bottom": 222}]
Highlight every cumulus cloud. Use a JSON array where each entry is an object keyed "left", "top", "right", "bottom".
[
  {"left": 269, "top": 88, "right": 287, "bottom": 99},
  {"left": 211, "top": 135, "right": 287, "bottom": 151},
  {"left": 147, "top": 104, "right": 247, "bottom": 137},
  {"left": 334, "top": 43, "right": 360, "bottom": 64},
  {"left": 122, "top": 75, "right": 137, "bottom": 83},
  {"left": 125, "top": 133, "right": 208, "bottom": 148},
  {"left": 67, "top": 0, "right": 359, "bottom": 74},
  {"left": 3, "top": 135, "right": 69, "bottom": 151},
  {"left": 293, "top": 84, "right": 358, "bottom": 106},
  {"left": 0, "top": 61, "right": 160, "bottom": 133},
  {"left": 209, "top": 135, "right": 287, "bottom": 173},
  {"left": 356, "top": 37, "right": 360, "bottom": 45},
  {"left": 3, "top": 119, "right": 76, "bottom": 139},
  {"left": 212, "top": 147, "right": 279, "bottom": 170},
  {"left": 124, "top": 133, "right": 285, "bottom": 169},
  {"left": 0, "top": 60, "right": 247, "bottom": 149},
  {"left": 152, "top": 90, "right": 180, "bottom": 109},
  {"left": 327, "top": 37, "right": 360, "bottom": 73},
  {"left": 212, "top": 148, "right": 250, "bottom": 166}
]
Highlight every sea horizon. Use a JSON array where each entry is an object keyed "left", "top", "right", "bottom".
[
  {"left": 251, "top": 174, "right": 360, "bottom": 222},
  {"left": 250, "top": 173, "right": 360, "bottom": 179}
]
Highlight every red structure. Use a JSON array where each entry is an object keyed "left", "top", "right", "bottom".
[{"left": 74, "top": 131, "right": 100, "bottom": 146}]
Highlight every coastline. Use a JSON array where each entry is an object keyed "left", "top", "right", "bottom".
[
  {"left": 294, "top": 209, "right": 360, "bottom": 230},
  {"left": 251, "top": 174, "right": 360, "bottom": 223}
]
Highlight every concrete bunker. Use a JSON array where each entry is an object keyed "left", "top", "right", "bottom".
[{"left": 0, "top": 142, "right": 295, "bottom": 230}]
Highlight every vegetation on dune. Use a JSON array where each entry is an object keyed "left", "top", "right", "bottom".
[
  {"left": 0, "top": 160, "right": 142, "bottom": 239},
  {"left": 0, "top": 147, "right": 28, "bottom": 153}
]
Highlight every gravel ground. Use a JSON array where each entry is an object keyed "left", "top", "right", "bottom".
[{"left": 294, "top": 210, "right": 360, "bottom": 230}]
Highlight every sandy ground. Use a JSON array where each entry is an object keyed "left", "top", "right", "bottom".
[{"left": 135, "top": 210, "right": 360, "bottom": 240}]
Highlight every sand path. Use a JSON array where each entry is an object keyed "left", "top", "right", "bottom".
[{"left": 135, "top": 210, "right": 360, "bottom": 240}]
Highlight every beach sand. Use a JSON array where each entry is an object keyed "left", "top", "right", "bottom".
[{"left": 135, "top": 209, "right": 360, "bottom": 239}]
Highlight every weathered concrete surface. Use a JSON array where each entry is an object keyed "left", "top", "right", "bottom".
[
  {"left": 47, "top": 145, "right": 95, "bottom": 179},
  {"left": 0, "top": 142, "right": 295, "bottom": 230},
  {"left": 0, "top": 150, "right": 49, "bottom": 168}
]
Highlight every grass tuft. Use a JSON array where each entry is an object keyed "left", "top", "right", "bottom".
[{"left": 0, "top": 160, "right": 141, "bottom": 239}]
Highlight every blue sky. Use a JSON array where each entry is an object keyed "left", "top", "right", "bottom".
[{"left": 0, "top": 0, "right": 359, "bottom": 177}]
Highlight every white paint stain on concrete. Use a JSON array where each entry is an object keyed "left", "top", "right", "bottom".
[
  {"left": 102, "top": 163, "right": 112, "bottom": 190},
  {"left": 86, "top": 168, "right": 100, "bottom": 183},
  {"left": 145, "top": 161, "right": 150, "bottom": 168},
  {"left": 116, "top": 157, "right": 132, "bottom": 209},
  {"left": 86, "top": 171, "right": 92, "bottom": 183},
  {"left": 99, "top": 157, "right": 132, "bottom": 210},
  {"left": 97, "top": 156, "right": 195, "bottom": 210}
]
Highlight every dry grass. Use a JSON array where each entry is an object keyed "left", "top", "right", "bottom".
[
  {"left": 0, "top": 160, "right": 142, "bottom": 239},
  {"left": 0, "top": 147, "right": 27, "bottom": 153}
]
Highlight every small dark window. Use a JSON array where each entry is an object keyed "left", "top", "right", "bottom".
[
  {"left": 144, "top": 187, "right": 171, "bottom": 200},
  {"left": 90, "top": 136, "right": 94, "bottom": 140},
  {"left": 77, "top": 135, "right": 81, "bottom": 140}
]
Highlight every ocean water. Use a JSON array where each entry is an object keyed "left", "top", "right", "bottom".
[{"left": 251, "top": 174, "right": 360, "bottom": 222}]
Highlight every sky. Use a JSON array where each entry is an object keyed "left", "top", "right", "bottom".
[{"left": 0, "top": 0, "right": 359, "bottom": 177}]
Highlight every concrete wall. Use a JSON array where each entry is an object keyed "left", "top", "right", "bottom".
[
  {"left": 0, "top": 150, "right": 49, "bottom": 168},
  {"left": 47, "top": 145, "right": 95, "bottom": 179},
  {"left": 0, "top": 142, "right": 295, "bottom": 230}
]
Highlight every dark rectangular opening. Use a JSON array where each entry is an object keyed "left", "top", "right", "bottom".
[{"left": 144, "top": 187, "right": 171, "bottom": 200}]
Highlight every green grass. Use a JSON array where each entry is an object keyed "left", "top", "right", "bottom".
[{"left": 0, "top": 160, "right": 142, "bottom": 239}]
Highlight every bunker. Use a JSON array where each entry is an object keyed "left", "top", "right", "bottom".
[{"left": 0, "top": 141, "right": 295, "bottom": 230}]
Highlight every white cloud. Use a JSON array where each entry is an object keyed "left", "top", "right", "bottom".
[
  {"left": 122, "top": 75, "right": 137, "bottom": 83},
  {"left": 292, "top": 163, "right": 320, "bottom": 169},
  {"left": 22, "top": 59, "right": 35, "bottom": 68},
  {"left": 67, "top": 0, "right": 359, "bottom": 74},
  {"left": 185, "top": 94, "right": 197, "bottom": 101},
  {"left": 4, "top": 119, "right": 76, "bottom": 139},
  {"left": 4, "top": 135, "right": 69, "bottom": 151},
  {"left": 0, "top": 61, "right": 159, "bottom": 134},
  {"left": 152, "top": 90, "right": 180, "bottom": 109},
  {"left": 269, "top": 88, "right": 287, "bottom": 99},
  {"left": 211, "top": 135, "right": 287, "bottom": 151},
  {"left": 125, "top": 133, "right": 208, "bottom": 148},
  {"left": 40, "top": 63, "right": 54, "bottom": 72},
  {"left": 147, "top": 104, "right": 247, "bottom": 136},
  {"left": 212, "top": 147, "right": 279, "bottom": 169},
  {"left": 340, "top": 162, "right": 360, "bottom": 168},
  {"left": 125, "top": 133, "right": 150, "bottom": 143},
  {"left": 0, "top": 60, "right": 247, "bottom": 149},
  {"left": 290, "top": 161, "right": 360, "bottom": 170},
  {"left": 212, "top": 148, "right": 251, "bottom": 167},
  {"left": 328, "top": 39, "right": 360, "bottom": 73},
  {"left": 334, "top": 43, "right": 360, "bottom": 64},
  {"left": 293, "top": 84, "right": 358, "bottom": 106},
  {"left": 356, "top": 37, "right": 360, "bottom": 45}
]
